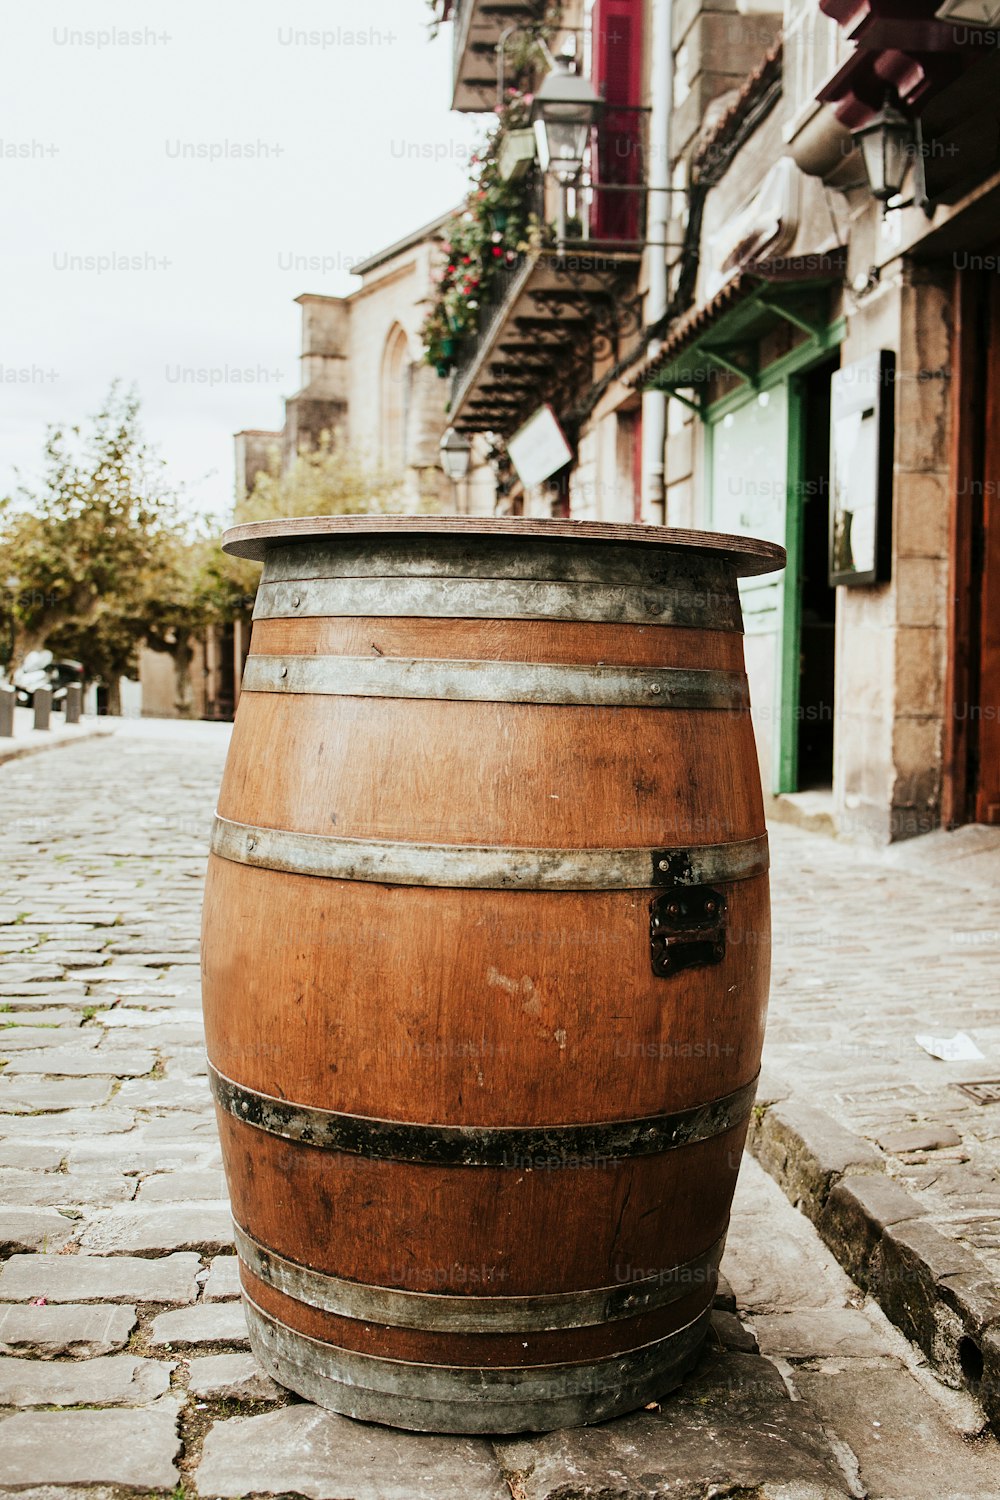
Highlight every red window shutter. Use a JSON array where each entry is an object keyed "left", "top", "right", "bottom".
[{"left": 591, "top": 0, "right": 643, "bottom": 243}]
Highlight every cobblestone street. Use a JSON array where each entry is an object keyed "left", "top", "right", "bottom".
[
  {"left": 1, "top": 726, "right": 999, "bottom": 1498},
  {"left": 766, "top": 824, "right": 1000, "bottom": 1270}
]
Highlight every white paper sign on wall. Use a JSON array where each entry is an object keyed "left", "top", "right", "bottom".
[{"left": 507, "top": 405, "right": 574, "bottom": 488}]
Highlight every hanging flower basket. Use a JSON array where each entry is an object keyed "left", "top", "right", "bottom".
[
  {"left": 420, "top": 93, "right": 540, "bottom": 375},
  {"left": 498, "top": 128, "right": 537, "bottom": 183}
]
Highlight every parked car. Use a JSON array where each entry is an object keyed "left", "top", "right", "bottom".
[{"left": 11, "top": 650, "right": 84, "bottom": 708}]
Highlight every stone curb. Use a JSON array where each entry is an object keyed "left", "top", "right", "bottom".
[
  {"left": 747, "top": 1083, "right": 1000, "bottom": 1433},
  {"left": 0, "top": 725, "right": 115, "bottom": 767}
]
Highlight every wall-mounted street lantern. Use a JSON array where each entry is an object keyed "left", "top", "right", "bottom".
[
  {"left": 851, "top": 98, "right": 915, "bottom": 207},
  {"left": 439, "top": 426, "right": 472, "bottom": 483},
  {"left": 531, "top": 53, "right": 603, "bottom": 250},
  {"left": 531, "top": 55, "right": 603, "bottom": 182}
]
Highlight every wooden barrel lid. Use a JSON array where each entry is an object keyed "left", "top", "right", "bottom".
[{"left": 222, "top": 516, "right": 785, "bottom": 577}]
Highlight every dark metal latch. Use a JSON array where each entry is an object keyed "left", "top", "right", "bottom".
[{"left": 650, "top": 886, "right": 727, "bottom": 978}]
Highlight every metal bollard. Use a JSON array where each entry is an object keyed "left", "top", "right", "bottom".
[
  {"left": 0, "top": 684, "right": 13, "bottom": 738},
  {"left": 33, "top": 686, "right": 52, "bottom": 732},
  {"left": 65, "top": 683, "right": 82, "bottom": 724}
]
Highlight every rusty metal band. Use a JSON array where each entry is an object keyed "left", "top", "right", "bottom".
[
  {"left": 232, "top": 1220, "right": 725, "bottom": 1334},
  {"left": 209, "top": 815, "right": 770, "bottom": 892},
  {"left": 240, "top": 654, "right": 749, "bottom": 711},
  {"left": 262, "top": 534, "right": 734, "bottom": 589},
  {"left": 252, "top": 575, "right": 741, "bottom": 631},
  {"left": 209, "top": 1064, "right": 757, "bottom": 1166},
  {"left": 244, "top": 1293, "right": 711, "bottom": 1431}
]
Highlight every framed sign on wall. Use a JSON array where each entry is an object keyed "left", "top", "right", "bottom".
[{"left": 828, "top": 349, "right": 895, "bottom": 586}]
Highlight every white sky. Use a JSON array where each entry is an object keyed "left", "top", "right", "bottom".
[{"left": 0, "top": 0, "right": 485, "bottom": 521}]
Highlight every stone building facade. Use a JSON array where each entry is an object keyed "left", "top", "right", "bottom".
[
  {"left": 141, "top": 214, "right": 500, "bottom": 719},
  {"left": 235, "top": 214, "right": 495, "bottom": 517},
  {"left": 434, "top": 0, "right": 1000, "bottom": 845}
]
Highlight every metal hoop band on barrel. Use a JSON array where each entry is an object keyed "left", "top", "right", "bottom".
[
  {"left": 232, "top": 1220, "right": 725, "bottom": 1333},
  {"left": 244, "top": 1294, "right": 712, "bottom": 1432},
  {"left": 252, "top": 574, "right": 742, "bottom": 631},
  {"left": 209, "top": 816, "right": 770, "bottom": 892},
  {"left": 261, "top": 534, "right": 738, "bottom": 588},
  {"left": 240, "top": 655, "right": 750, "bottom": 711},
  {"left": 209, "top": 1064, "right": 757, "bottom": 1166}
]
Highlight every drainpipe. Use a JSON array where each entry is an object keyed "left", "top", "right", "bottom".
[{"left": 641, "top": 0, "right": 673, "bottom": 525}]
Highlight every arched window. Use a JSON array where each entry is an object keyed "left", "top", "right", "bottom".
[{"left": 382, "top": 324, "right": 411, "bottom": 470}]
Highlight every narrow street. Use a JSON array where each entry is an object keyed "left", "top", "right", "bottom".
[{"left": 0, "top": 727, "right": 998, "bottom": 1499}]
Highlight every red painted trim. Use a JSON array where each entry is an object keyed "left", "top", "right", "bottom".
[{"left": 591, "top": 0, "right": 643, "bottom": 243}]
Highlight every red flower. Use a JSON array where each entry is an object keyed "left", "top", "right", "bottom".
[{"left": 492, "top": 246, "right": 503, "bottom": 257}]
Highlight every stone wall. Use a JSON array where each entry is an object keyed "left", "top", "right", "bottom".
[
  {"left": 137, "top": 641, "right": 207, "bottom": 721},
  {"left": 233, "top": 430, "right": 281, "bottom": 499},
  {"left": 670, "top": 0, "right": 782, "bottom": 164},
  {"left": 834, "top": 261, "right": 952, "bottom": 843}
]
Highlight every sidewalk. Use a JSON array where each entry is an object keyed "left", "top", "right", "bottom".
[
  {"left": 0, "top": 706, "right": 113, "bottom": 766},
  {"left": 755, "top": 822, "right": 1000, "bottom": 1424}
]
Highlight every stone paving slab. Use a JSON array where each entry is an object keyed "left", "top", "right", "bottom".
[
  {"left": 0, "top": 1078, "right": 113, "bottom": 1113},
  {"left": 80, "top": 1204, "right": 234, "bottom": 1255},
  {"left": 149, "top": 1301, "right": 250, "bottom": 1348},
  {"left": 0, "top": 1303, "right": 137, "bottom": 1356},
  {"left": 0, "top": 1109, "right": 136, "bottom": 1139},
  {"left": 138, "top": 1168, "right": 228, "bottom": 1201},
  {"left": 752, "top": 1308, "right": 888, "bottom": 1360},
  {"left": 495, "top": 1355, "right": 853, "bottom": 1500},
  {"left": 186, "top": 1352, "right": 283, "bottom": 1402},
  {"left": 0, "top": 1353, "right": 174, "bottom": 1407},
  {"left": 0, "top": 1251, "right": 201, "bottom": 1304},
  {"left": 66, "top": 1138, "right": 215, "bottom": 1174},
  {"left": 0, "top": 1012, "right": 87, "bottom": 1028},
  {"left": 202, "top": 1255, "right": 241, "bottom": 1301},
  {"left": 0, "top": 1210, "right": 76, "bottom": 1255},
  {"left": 113, "top": 1076, "right": 213, "bottom": 1111},
  {"left": 0, "top": 1027, "right": 99, "bottom": 1051},
  {"left": 0, "top": 1145, "right": 65, "bottom": 1171},
  {"left": 794, "top": 1363, "right": 1000, "bottom": 1500},
  {"left": 0, "top": 1404, "right": 180, "bottom": 1489},
  {"left": 0, "top": 1171, "right": 135, "bottom": 1207},
  {"left": 0, "top": 985, "right": 90, "bottom": 1004},
  {"left": 0, "top": 1046, "right": 156, "bottom": 1077},
  {"left": 196, "top": 1407, "right": 511, "bottom": 1500}
]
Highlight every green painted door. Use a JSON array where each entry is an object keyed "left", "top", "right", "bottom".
[{"left": 707, "top": 385, "right": 801, "bottom": 795}]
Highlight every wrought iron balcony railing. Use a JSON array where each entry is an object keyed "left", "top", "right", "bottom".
[{"left": 450, "top": 252, "right": 533, "bottom": 412}]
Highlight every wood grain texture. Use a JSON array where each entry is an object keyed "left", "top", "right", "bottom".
[
  {"left": 222, "top": 515, "right": 786, "bottom": 576},
  {"left": 202, "top": 860, "right": 769, "bottom": 1123},
  {"left": 215, "top": 695, "right": 763, "bottom": 847},
  {"left": 249, "top": 617, "right": 746, "bottom": 670},
  {"left": 218, "top": 1109, "right": 747, "bottom": 1294}
]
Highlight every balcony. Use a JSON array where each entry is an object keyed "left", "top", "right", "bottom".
[
  {"left": 441, "top": 104, "right": 651, "bottom": 435},
  {"left": 448, "top": 243, "right": 643, "bottom": 437},
  {"left": 447, "top": 0, "right": 550, "bottom": 112}
]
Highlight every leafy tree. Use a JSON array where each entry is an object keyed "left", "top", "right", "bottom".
[
  {"left": 0, "top": 384, "right": 191, "bottom": 713},
  {"left": 236, "top": 430, "right": 405, "bottom": 524},
  {"left": 207, "top": 429, "right": 413, "bottom": 615},
  {"left": 0, "top": 397, "right": 431, "bottom": 719}
]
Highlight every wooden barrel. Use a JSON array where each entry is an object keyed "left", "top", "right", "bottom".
[{"left": 201, "top": 516, "right": 784, "bottom": 1434}]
